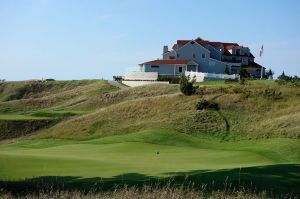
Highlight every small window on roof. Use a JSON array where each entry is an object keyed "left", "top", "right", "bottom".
[
  {"left": 202, "top": 53, "right": 205, "bottom": 58},
  {"left": 151, "top": 65, "right": 159, "bottom": 68},
  {"left": 177, "top": 53, "right": 180, "bottom": 58},
  {"left": 193, "top": 53, "right": 196, "bottom": 58}
]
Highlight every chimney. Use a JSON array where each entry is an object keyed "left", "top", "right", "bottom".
[{"left": 163, "top": 45, "right": 168, "bottom": 54}]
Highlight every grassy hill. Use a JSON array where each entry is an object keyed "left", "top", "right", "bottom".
[{"left": 0, "top": 79, "right": 299, "bottom": 196}]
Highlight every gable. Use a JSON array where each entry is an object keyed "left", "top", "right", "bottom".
[{"left": 177, "top": 41, "right": 210, "bottom": 55}]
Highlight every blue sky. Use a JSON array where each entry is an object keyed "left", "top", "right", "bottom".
[{"left": 1, "top": 0, "right": 300, "bottom": 80}]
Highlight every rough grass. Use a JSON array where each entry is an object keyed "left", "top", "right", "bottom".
[
  {"left": 31, "top": 80, "right": 300, "bottom": 140},
  {"left": 0, "top": 186, "right": 278, "bottom": 199},
  {"left": 0, "top": 80, "right": 117, "bottom": 114}
]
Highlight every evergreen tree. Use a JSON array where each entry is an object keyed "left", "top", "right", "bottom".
[
  {"left": 238, "top": 66, "right": 250, "bottom": 78},
  {"left": 224, "top": 65, "right": 230, "bottom": 75},
  {"left": 179, "top": 74, "right": 197, "bottom": 96}
]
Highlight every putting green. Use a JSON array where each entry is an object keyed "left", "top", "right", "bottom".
[{"left": 1, "top": 130, "right": 299, "bottom": 180}]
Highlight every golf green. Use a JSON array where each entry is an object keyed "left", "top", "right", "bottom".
[{"left": 0, "top": 135, "right": 298, "bottom": 180}]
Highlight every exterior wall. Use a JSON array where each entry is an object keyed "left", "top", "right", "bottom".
[
  {"left": 207, "top": 45, "right": 222, "bottom": 60},
  {"left": 176, "top": 42, "right": 210, "bottom": 63},
  {"left": 242, "top": 57, "right": 249, "bottom": 65},
  {"left": 143, "top": 63, "right": 187, "bottom": 75},
  {"left": 122, "top": 80, "right": 169, "bottom": 87},
  {"left": 187, "top": 65, "right": 197, "bottom": 72},
  {"left": 125, "top": 71, "right": 158, "bottom": 81},
  {"left": 176, "top": 42, "right": 212, "bottom": 73},
  {"left": 201, "top": 58, "right": 226, "bottom": 73}
]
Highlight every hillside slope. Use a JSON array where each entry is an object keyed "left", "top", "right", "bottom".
[
  {"left": 1, "top": 80, "right": 299, "bottom": 141},
  {"left": 32, "top": 80, "right": 300, "bottom": 140},
  {"left": 0, "top": 80, "right": 299, "bottom": 195}
]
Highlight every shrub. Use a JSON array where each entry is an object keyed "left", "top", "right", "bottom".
[
  {"left": 262, "top": 88, "right": 282, "bottom": 100},
  {"left": 276, "top": 72, "right": 300, "bottom": 87},
  {"left": 179, "top": 75, "right": 197, "bottom": 96},
  {"left": 224, "top": 65, "right": 230, "bottom": 75},
  {"left": 158, "top": 76, "right": 180, "bottom": 84},
  {"left": 238, "top": 67, "right": 250, "bottom": 79},
  {"left": 45, "top": 78, "right": 55, "bottom": 81},
  {"left": 225, "top": 78, "right": 239, "bottom": 83},
  {"left": 196, "top": 99, "right": 219, "bottom": 110},
  {"left": 113, "top": 76, "right": 123, "bottom": 81}
]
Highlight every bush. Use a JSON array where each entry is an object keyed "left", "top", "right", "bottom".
[
  {"left": 225, "top": 78, "right": 239, "bottom": 83},
  {"left": 238, "top": 67, "right": 250, "bottom": 79},
  {"left": 113, "top": 76, "right": 123, "bottom": 81},
  {"left": 196, "top": 99, "right": 219, "bottom": 110},
  {"left": 276, "top": 72, "right": 300, "bottom": 87},
  {"left": 224, "top": 65, "right": 230, "bottom": 75},
  {"left": 179, "top": 75, "right": 197, "bottom": 96},
  {"left": 262, "top": 88, "right": 282, "bottom": 100},
  {"left": 45, "top": 78, "right": 55, "bottom": 81},
  {"left": 158, "top": 76, "right": 180, "bottom": 84}
]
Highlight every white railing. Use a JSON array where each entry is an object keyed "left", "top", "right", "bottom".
[{"left": 185, "top": 71, "right": 240, "bottom": 82}]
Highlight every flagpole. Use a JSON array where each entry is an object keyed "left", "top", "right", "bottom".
[{"left": 260, "top": 45, "right": 264, "bottom": 79}]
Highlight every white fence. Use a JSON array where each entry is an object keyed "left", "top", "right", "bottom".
[{"left": 185, "top": 71, "right": 240, "bottom": 82}]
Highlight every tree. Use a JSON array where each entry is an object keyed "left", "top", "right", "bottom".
[
  {"left": 224, "top": 65, "right": 230, "bottom": 75},
  {"left": 266, "top": 69, "right": 274, "bottom": 80},
  {"left": 179, "top": 74, "right": 197, "bottom": 96},
  {"left": 278, "top": 71, "right": 288, "bottom": 80},
  {"left": 238, "top": 66, "right": 250, "bottom": 79}
]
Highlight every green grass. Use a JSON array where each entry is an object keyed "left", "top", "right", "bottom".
[
  {"left": 0, "top": 80, "right": 299, "bottom": 195},
  {"left": 0, "top": 129, "right": 299, "bottom": 180}
]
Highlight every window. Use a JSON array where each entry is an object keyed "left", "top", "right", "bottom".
[
  {"left": 151, "top": 65, "right": 159, "bottom": 68},
  {"left": 177, "top": 53, "right": 180, "bottom": 58},
  {"left": 178, "top": 66, "right": 182, "bottom": 73},
  {"left": 193, "top": 53, "right": 196, "bottom": 58},
  {"left": 202, "top": 53, "right": 205, "bottom": 58}
]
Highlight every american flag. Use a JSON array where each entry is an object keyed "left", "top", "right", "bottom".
[{"left": 259, "top": 45, "right": 264, "bottom": 57}]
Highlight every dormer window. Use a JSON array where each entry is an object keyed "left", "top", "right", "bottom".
[
  {"left": 193, "top": 53, "right": 196, "bottom": 58},
  {"left": 177, "top": 53, "right": 180, "bottom": 58},
  {"left": 202, "top": 54, "right": 205, "bottom": 59}
]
